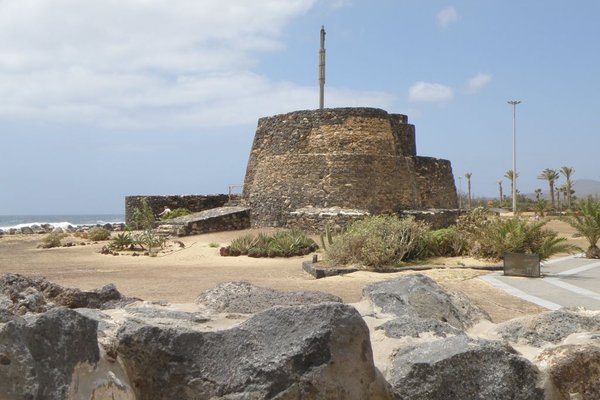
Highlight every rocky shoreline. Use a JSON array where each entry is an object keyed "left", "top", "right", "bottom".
[
  {"left": 1, "top": 273, "right": 599, "bottom": 399},
  {"left": 0, "top": 223, "right": 126, "bottom": 236}
]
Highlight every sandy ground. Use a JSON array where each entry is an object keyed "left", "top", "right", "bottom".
[{"left": 0, "top": 219, "right": 582, "bottom": 323}]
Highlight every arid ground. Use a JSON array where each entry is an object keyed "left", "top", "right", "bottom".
[{"left": 0, "top": 219, "right": 586, "bottom": 323}]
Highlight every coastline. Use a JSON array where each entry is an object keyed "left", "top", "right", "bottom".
[{"left": 0, "top": 214, "right": 125, "bottom": 234}]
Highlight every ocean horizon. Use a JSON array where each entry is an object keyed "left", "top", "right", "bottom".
[{"left": 0, "top": 214, "right": 125, "bottom": 230}]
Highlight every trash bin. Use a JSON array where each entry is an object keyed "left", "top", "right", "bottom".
[{"left": 503, "top": 252, "right": 540, "bottom": 277}]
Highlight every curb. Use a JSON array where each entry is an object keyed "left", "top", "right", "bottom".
[{"left": 302, "top": 260, "right": 503, "bottom": 279}]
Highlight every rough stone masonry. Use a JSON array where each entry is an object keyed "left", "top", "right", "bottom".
[{"left": 243, "top": 107, "right": 459, "bottom": 228}]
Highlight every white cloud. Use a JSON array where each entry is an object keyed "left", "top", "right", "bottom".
[
  {"left": 437, "top": 6, "right": 459, "bottom": 28},
  {"left": 408, "top": 82, "right": 453, "bottom": 103},
  {"left": 466, "top": 73, "right": 492, "bottom": 93},
  {"left": 0, "top": 0, "right": 390, "bottom": 129}
]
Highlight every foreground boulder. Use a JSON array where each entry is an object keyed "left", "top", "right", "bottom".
[
  {"left": 0, "top": 273, "right": 138, "bottom": 314},
  {"left": 537, "top": 344, "right": 600, "bottom": 400},
  {"left": 0, "top": 307, "right": 99, "bottom": 400},
  {"left": 363, "top": 274, "right": 489, "bottom": 338},
  {"left": 3, "top": 273, "right": 600, "bottom": 400},
  {"left": 496, "top": 308, "right": 600, "bottom": 346},
  {"left": 388, "top": 335, "right": 544, "bottom": 400},
  {"left": 116, "top": 302, "right": 393, "bottom": 400},
  {"left": 196, "top": 280, "right": 342, "bottom": 313}
]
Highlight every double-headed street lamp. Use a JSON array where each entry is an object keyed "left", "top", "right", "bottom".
[{"left": 508, "top": 100, "right": 521, "bottom": 214}]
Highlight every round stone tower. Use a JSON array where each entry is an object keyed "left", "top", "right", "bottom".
[{"left": 243, "top": 107, "right": 458, "bottom": 227}]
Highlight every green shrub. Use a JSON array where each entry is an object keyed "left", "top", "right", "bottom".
[
  {"left": 162, "top": 208, "right": 192, "bottom": 220},
  {"left": 476, "top": 217, "right": 578, "bottom": 261},
  {"left": 326, "top": 215, "right": 430, "bottom": 268},
  {"left": 454, "top": 208, "right": 495, "bottom": 258},
  {"left": 270, "top": 230, "right": 318, "bottom": 257},
  {"left": 40, "top": 232, "right": 68, "bottom": 248},
  {"left": 208, "top": 242, "right": 220, "bottom": 248},
  {"left": 133, "top": 231, "right": 167, "bottom": 252},
  {"left": 229, "top": 234, "right": 257, "bottom": 254},
  {"left": 426, "top": 227, "right": 468, "bottom": 257},
  {"left": 129, "top": 198, "right": 155, "bottom": 230},
  {"left": 88, "top": 227, "right": 111, "bottom": 241},
  {"left": 568, "top": 197, "right": 600, "bottom": 258},
  {"left": 225, "top": 230, "right": 317, "bottom": 257},
  {"left": 110, "top": 232, "right": 134, "bottom": 251}
]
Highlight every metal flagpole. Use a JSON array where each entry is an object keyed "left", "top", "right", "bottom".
[
  {"left": 508, "top": 100, "right": 521, "bottom": 214},
  {"left": 319, "top": 26, "right": 326, "bottom": 109}
]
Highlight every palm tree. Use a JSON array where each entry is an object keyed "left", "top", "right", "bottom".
[
  {"left": 538, "top": 168, "right": 560, "bottom": 210},
  {"left": 465, "top": 172, "right": 472, "bottom": 209},
  {"left": 534, "top": 199, "right": 549, "bottom": 218},
  {"left": 568, "top": 197, "right": 600, "bottom": 258},
  {"left": 560, "top": 166, "right": 575, "bottom": 210},
  {"left": 534, "top": 188, "right": 542, "bottom": 201},
  {"left": 497, "top": 180, "right": 503, "bottom": 204},
  {"left": 485, "top": 217, "right": 578, "bottom": 261},
  {"left": 504, "top": 170, "right": 518, "bottom": 205}
]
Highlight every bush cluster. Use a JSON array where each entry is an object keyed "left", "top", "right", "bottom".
[
  {"left": 88, "top": 227, "right": 111, "bottom": 241},
  {"left": 326, "top": 215, "right": 430, "bottom": 269},
  {"left": 129, "top": 198, "right": 155, "bottom": 230},
  {"left": 325, "top": 209, "right": 578, "bottom": 268},
  {"left": 221, "top": 230, "right": 318, "bottom": 258},
  {"left": 40, "top": 232, "right": 68, "bottom": 248},
  {"left": 425, "top": 226, "right": 467, "bottom": 257},
  {"left": 108, "top": 231, "right": 167, "bottom": 253},
  {"left": 567, "top": 197, "right": 600, "bottom": 258},
  {"left": 453, "top": 208, "right": 578, "bottom": 260}
]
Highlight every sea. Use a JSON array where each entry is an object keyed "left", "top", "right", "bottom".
[{"left": 0, "top": 214, "right": 125, "bottom": 231}]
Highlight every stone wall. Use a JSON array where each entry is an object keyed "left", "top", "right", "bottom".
[
  {"left": 413, "top": 156, "right": 458, "bottom": 209},
  {"left": 243, "top": 107, "right": 457, "bottom": 227},
  {"left": 284, "top": 207, "right": 370, "bottom": 232},
  {"left": 397, "top": 209, "right": 464, "bottom": 230},
  {"left": 125, "top": 195, "right": 232, "bottom": 224},
  {"left": 157, "top": 207, "right": 251, "bottom": 236}
]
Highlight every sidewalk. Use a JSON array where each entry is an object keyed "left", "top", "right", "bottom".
[{"left": 481, "top": 254, "right": 600, "bottom": 310}]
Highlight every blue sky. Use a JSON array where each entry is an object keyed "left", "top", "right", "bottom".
[{"left": 1, "top": 0, "right": 599, "bottom": 214}]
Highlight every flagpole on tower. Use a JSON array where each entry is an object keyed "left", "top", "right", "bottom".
[{"left": 319, "top": 26, "right": 326, "bottom": 109}]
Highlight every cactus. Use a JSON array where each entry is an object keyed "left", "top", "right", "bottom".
[{"left": 319, "top": 222, "right": 335, "bottom": 251}]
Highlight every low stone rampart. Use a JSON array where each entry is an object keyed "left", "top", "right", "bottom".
[
  {"left": 397, "top": 209, "right": 464, "bottom": 230},
  {"left": 285, "top": 207, "right": 370, "bottom": 232},
  {"left": 157, "top": 206, "right": 250, "bottom": 236},
  {"left": 125, "top": 195, "right": 232, "bottom": 224}
]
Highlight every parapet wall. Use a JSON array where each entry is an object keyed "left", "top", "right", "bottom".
[
  {"left": 125, "top": 195, "right": 232, "bottom": 224},
  {"left": 243, "top": 107, "right": 457, "bottom": 227}
]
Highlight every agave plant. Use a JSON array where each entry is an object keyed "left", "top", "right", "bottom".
[
  {"left": 109, "top": 232, "right": 134, "bottom": 251},
  {"left": 568, "top": 197, "right": 600, "bottom": 258}
]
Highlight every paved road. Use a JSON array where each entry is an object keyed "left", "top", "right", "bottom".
[{"left": 481, "top": 254, "right": 600, "bottom": 310}]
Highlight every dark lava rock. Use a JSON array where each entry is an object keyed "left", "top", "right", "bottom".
[
  {"left": 196, "top": 280, "right": 342, "bottom": 313},
  {"left": 388, "top": 335, "right": 543, "bottom": 400},
  {"left": 117, "top": 302, "right": 393, "bottom": 400},
  {"left": 496, "top": 308, "right": 600, "bottom": 346},
  {"left": 0, "top": 307, "right": 99, "bottom": 399},
  {"left": 0, "top": 273, "right": 139, "bottom": 314}
]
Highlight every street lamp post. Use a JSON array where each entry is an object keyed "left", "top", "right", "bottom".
[
  {"left": 508, "top": 100, "right": 521, "bottom": 214},
  {"left": 458, "top": 176, "right": 462, "bottom": 209}
]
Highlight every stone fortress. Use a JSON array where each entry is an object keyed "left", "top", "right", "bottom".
[
  {"left": 244, "top": 107, "right": 458, "bottom": 229},
  {"left": 126, "top": 107, "right": 459, "bottom": 234}
]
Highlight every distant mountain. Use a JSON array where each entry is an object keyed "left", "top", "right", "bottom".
[
  {"left": 522, "top": 179, "right": 600, "bottom": 200},
  {"left": 572, "top": 179, "right": 600, "bottom": 198}
]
